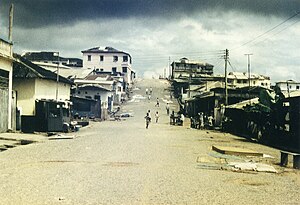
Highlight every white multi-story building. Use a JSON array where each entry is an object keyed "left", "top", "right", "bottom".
[
  {"left": 81, "top": 47, "right": 135, "bottom": 85},
  {"left": 226, "top": 72, "right": 270, "bottom": 89},
  {"left": 276, "top": 80, "right": 300, "bottom": 91}
]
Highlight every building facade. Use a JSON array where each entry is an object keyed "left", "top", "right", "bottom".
[
  {"left": 81, "top": 47, "right": 134, "bottom": 85},
  {"left": 171, "top": 58, "right": 214, "bottom": 79},
  {"left": 276, "top": 80, "right": 300, "bottom": 92},
  {"left": 0, "top": 38, "right": 13, "bottom": 132},
  {"left": 227, "top": 72, "right": 270, "bottom": 89}
]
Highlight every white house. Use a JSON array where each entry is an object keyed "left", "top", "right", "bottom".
[
  {"left": 226, "top": 72, "right": 270, "bottom": 89},
  {"left": 81, "top": 46, "right": 134, "bottom": 85},
  {"left": 73, "top": 78, "right": 114, "bottom": 120},
  {"left": 276, "top": 80, "right": 300, "bottom": 92}
]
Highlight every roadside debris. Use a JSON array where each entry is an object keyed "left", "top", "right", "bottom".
[
  {"left": 196, "top": 150, "right": 277, "bottom": 173},
  {"left": 212, "top": 145, "right": 264, "bottom": 157},
  {"left": 48, "top": 134, "right": 75, "bottom": 140},
  {"left": 228, "top": 162, "right": 277, "bottom": 173},
  {"left": 120, "top": 112, "right": 134, "bottom": 117}
]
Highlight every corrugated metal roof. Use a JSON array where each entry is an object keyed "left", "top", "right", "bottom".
[
  {"left": 81, "top": 46, "right": 131, "bottom": 57},
  {"left": 13, "top": 53, "right": 73, "bottom": 85},
  {"left": 78, "top": 84, "right": 111, "bottom": 91}
]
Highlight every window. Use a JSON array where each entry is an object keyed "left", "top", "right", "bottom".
[
  {"left": 87, "top": 55, "right": 91, "bottom": 61},
  {"left": 49, "top": 103, "right": 60, "bottom": 118},
  {"left": 261, "top": 83, "right": 264, "bottom": 86},
  {"left": 112, "top": 67, "right": 117, "bottom": 73},
  {"left": 237, "top": 80, "right": 242, "bottom": 84},
  {"left": 94, "top": 95, "right": 101, "bottom": 100},
  {"left": 100, "top": 55, "right": 104, "bottom": 61},
  {"left": 77, "top": 91, "right": 81, "bottom": 94},
  {"left": 113, "top": 56, "right": 118, "bottom": 62},
  {"left": 123, "top": 56, "right": 128, "bottom": 62},
  {"left": 253, "top": 81, "right": 256, "bottom": 85},
  {"left": 242, "top": 80, "right": 247, "bottom": 84},
  {"left": 122, "top": 67, "right": 127, "bottom": 73},
  {"left": 297, "top": 86, "right": 300, "bottom": 90}
]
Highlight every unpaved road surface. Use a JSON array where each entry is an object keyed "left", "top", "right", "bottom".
[{"left": 0, "top": 79, "right": 299, "bottom": 204}]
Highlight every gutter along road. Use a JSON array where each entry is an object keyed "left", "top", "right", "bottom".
[{"left": 0, "top": 79, "right": 299, "bottom": 204}]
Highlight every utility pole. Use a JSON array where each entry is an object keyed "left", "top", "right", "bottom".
[
  {"left": 244, "top": 54, "right": 253, "bottom": 90},
  {"left": 55, "top": 52, "right": 60, "bottom": 101},
  {"left": 188, "top": 72, "right": 191, "bottom": 98},
  {"left": 7, "top": 4, "right": 14, "bottom": 131},
  {"left": 168, "top": 56, "right": 171, "bottom": 79},
  {"left": 9, "top": 4, "right": 14, "bottom": 42},
  {"left": 224, "top": 49, "right": 229, "bottom": 105}
]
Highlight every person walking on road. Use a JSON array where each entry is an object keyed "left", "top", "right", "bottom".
[
  {"left": 155, "top": 111, "right": 159, "bottom": 123},
  {"left": 146, "top": 88, "right": 148, "bottom": 95},
  {"left": 145, "top": 112, "right": 151, "bottom": 129},
  {"left": 199, "top": 112, "right": 204, "bottom": 129},
  {"left": 150, "top": 87, "right": 153, "bottom": 95},
  {"left": 147, "top": 110, "right": 152, "bottom": 121},
  {"left": 166, "top": 103, "right": 170, "bottom": 115},
  {"left": 155, "top": 98, "right": 160, "bottom": 107}
]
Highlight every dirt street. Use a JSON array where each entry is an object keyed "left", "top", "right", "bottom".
[{"left": 0, "top": 78, "right": 299, "bottom": 204}]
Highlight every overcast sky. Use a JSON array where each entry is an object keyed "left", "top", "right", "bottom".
[{"left": 1, "top": 0, "right": 300, "bottom": 82}]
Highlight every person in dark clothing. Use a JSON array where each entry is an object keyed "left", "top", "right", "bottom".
[{"left": 145, "top": 112, "right": 151, "bottom": 129}]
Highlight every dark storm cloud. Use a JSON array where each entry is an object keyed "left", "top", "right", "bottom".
[{"left": 1, "top": 0, "right": 300, "bottom": 28}]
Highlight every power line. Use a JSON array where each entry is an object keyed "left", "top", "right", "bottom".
[
  {"left": 227, "top": 59, "right": 236, "bottom": 72},
  {"left": 248, "top": 17, "right": 300, "bottom": 48},
  {"left": 133, "top": 50, "right": 224, "bottom": 57},
  {"left": 231, "top": 11, "right": 300, "bottom": 51}
]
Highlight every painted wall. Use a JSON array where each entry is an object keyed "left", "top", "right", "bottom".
[
  {"left": 75, "top": 87, "right": 113, "bottom": 110},
  {"left": 0, "top": 40, "right": 12, "bottom": 72},
  {"left": 35, "top": 78, "right": 70, "bottom": 101},
  {"left": 13, "top": 78, "right": 71, "bottom": 115},
  {"left": 227, "top": 78, "right": 270, "bottom": 89},
  {"left": 0, "top": 39, "right": 13, "bottom": 132},
  {"left": 0, "top": 88, "right": 8, "bottom": 132},
  {"left": 113, "top": 80, "right": 124, "bottom": 104},
  {"left": 276, "top": 82, "right": 300, "bottom": 91},
  {"left": 13, "top": 78, "right": 35, "bottom": 115}
]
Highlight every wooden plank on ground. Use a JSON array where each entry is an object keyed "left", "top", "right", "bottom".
[{"left": 212, "top": 145, "right": 263, "bottom": 157}]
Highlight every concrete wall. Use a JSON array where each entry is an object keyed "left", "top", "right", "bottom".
[
  {"left": 75, "top": 88, "right": 113, "bottom": 110},
  {"left": 11, "top": 91, "right": 16, "bottom": 131},
  {"left": 0, "top": 40, "right": 12, "bottom": 72},
  {"left": 0, "top": 88, "right": 8, "bottom": 132},
  {"left": 13, "top": 78, "right": 35, "bottom": 115},
  {"left": 35, "top": 78, "right": 70, "bottom": 101},
  {"left": 228, "top": 78, "right": 270, "bottom": 89},
  {"left": 0, "top": 39, "right": 13, "bottom": 132},
  {"left": 277, "top": 82, "right": 300, "bottom": 91}
]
